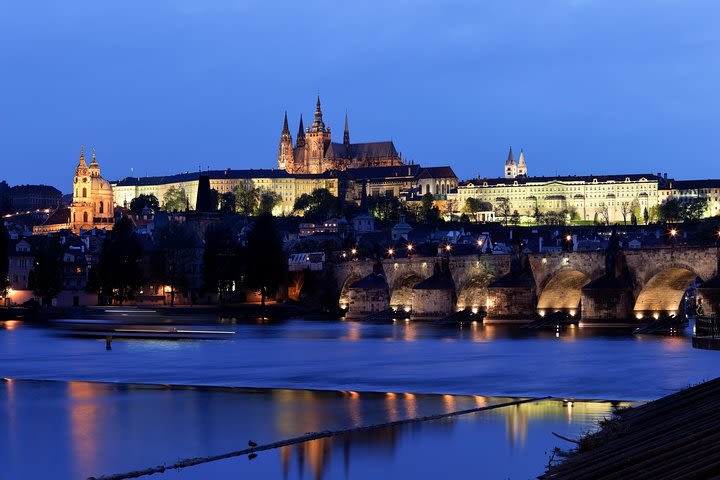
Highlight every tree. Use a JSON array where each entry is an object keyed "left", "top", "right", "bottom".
[
  {"left": 219, "top": 192, "right": 237, "bottom": 214},
  {"left": 203, "top": 223, "right": 242, "bottom": 304},
  {"left": 235, "top": 184, "right": 260, "bottom": 216},
  {"left": 620, "top": 201, "right": 632, "bottom": 225},
  {"left": 368, "top": 194, "right": 402, "bottom": 222},
  {"left": 129, "top": 194, "right": 159, "bottom": 215},
  {"left": 293, "top": 188, "right": 341, "bottom": 222},
  {"left": 257, "top": 191, "right": 282, "bottom": 216},
  {"left": 163, "top": 186, "right": 189, "bottom": 212},
  {"left": 657, "top": 198, "right": 707, "bottom": 224},
  {"left": 463, "top": 198, "right": 483, "bottom": 221},
  {"left": 155, "top": 221, "right": 200, "bottom": 306},
  {"left": 208, "top": 189, "right": 220, "bottom": 212},
  {"left": 494, "top": 198, "right": 511, "bottom": 226},
  {"left": 420, "top": 192, "right": 440, "bottom": 223},
  {"left": 510, "top": 210, "right": 521, "bottom": 226},
  {"left": 246, "top": 213, "right": 287, "bottom": 307},
  {"left": 0, "top": 220, "right": 9, "bottom": 297},
  {"left": 643, "top": 207, "right": 650, "bottom": 225},
  {"left": 96, "top": 216, "right": 144, "bottom": 304},
  {"left": 28, "top": 236, "right": 64, "bottom": 306},
  {"left": 596, "top": 203, "right": 610, "bottom": 225}
]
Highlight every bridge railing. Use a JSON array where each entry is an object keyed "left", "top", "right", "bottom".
[{"left": 695, "top": 315, "right": 719, "bottom": 338}]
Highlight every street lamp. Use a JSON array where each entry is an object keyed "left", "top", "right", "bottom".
[
  {"left": 406, "top": 243, "right": 414, "bottom": 258},
  {"left": 387, "top": 247, "right": 395, "bottom": 258}
]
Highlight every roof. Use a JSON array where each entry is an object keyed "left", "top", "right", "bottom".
[
  {"left": 459, "top": 174, "right": 662, "bottom": 187},
  {"left": 413, "top": 263, "right": 455, "bottom": 290},
  {"left": 326, "top": 141, "right": 399, "bottom": 160},
  {"left": 113, "top": 169, "right": 335, "bottom": 187},
  {"left": 661, "top": 179, "right": 720, "bottom": 190},
  {"left": 349, "top": 271, "right": 388, "bottom": 290},
  {"left": 339, "top": 165, "right": 420, "bottom": 180},
  {"left": 40, "top": 206, "right": 71, "bottom": 226},
  {"left": 416, "top": 166, "right": 457, "bottom": 180},
  {"left": 9, "top": 185, "right": 62, "bottom": 196}
]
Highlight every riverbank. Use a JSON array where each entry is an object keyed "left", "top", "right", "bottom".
[{"left": 542, "top": 377, "right": 720, "bottom": 479}]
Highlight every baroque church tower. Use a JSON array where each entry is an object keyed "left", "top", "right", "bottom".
[{"left": 70, "top": 146, "right": 114, "bottom": 233}]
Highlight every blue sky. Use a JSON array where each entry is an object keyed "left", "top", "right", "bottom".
[{"left": 1, "top": 0, "right": 718, "bottom": 191}]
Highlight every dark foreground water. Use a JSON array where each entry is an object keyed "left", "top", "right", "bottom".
[
  {"left": 0, "top": 379, "right": 626, "bottom": 480},
  {"left": 1, "top": 313, "right": 718, "bottom": 399},
  {"left": 0, "top": 312, "right": 717, "bottom": 479}
]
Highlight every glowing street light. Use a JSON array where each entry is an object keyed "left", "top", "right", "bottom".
[
  {"left": 406, "top": 243, "right": 414, "bottom": 252},
  {"left": 445, "top": 244, "right": 452, "bottom": 252},
  {"left": 669, "top": 228, "right": 678, "bottom": 237},
  {"left": 565, "top": 234, "right": 572, "bottom": 242},
  {"left": 351, "top": 248, "right": 357, "bottom": 255},
  {"left": 387, "top": 247, "right": 395, "bottom": 257}
]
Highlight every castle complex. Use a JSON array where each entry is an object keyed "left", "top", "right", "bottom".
[{"left": 278, "top": 97, "right": 403, "bottom": 174}]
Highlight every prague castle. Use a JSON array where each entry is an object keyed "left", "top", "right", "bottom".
[{"left": 278, "top": 96, "right": 403, "bottom": 174}]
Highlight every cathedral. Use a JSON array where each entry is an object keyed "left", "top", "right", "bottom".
[{"left": 278, "top": 97, "right": 403, "bottom": 174}]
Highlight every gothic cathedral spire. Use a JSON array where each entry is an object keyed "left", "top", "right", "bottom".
[
  {"left": 277, "top": 111, "right": 294, "bottom": 171},
  {"left": 312, "top": 95, "right": 326, "bottom": 132},
  {"left": 296, "top": 114, "right": 305, "bottom": 148},
  {"left": 343, "top": 111, "right": 350, "bottom": 147}
]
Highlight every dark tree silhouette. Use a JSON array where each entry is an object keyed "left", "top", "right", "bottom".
[
  {"left": 246, "top": 213, "right": 287, "bottom": 307},
  {"left": 219, "top": 192, "right": 237, "bottom": 214},
  {"left": 155, "top": 221, "right": 200, "bottom": 306},
  {"left": 203, "top": 223, "right": 243, "bottom": 303},
  {"left": 129, "top": 194, "right": 160, "bottom": 215},
  {"left": 97, "top": 216, "right": 144, "bottom": 304},
  {"left": 28, "top": 236, "right": 64, "bottom": 306},
  {"left": 293, "top": 188, "right": 341, "bottom": 223}
]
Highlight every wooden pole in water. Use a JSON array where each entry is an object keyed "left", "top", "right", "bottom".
[{"left": 105, "top": 335, "right": 112, "bottom": 350}]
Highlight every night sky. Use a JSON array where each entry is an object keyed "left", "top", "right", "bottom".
[{"left": 2, "top": 0, "right": 718, "bottom": 191}]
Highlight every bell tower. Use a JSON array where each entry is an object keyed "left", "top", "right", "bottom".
[
  {"left": 71, "top": 146, "right": 93, "bottom": 231},
  {"left": 305, "top": 95, "right": 330, "bottom": 174}
]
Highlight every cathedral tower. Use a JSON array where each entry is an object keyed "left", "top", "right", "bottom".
[
  {"left": 305, "top": 95, "right": 330, "bottom": 174},
  {"left": 517, "top": 149, "right": 527, "bottom": 177},
  {"left": 277, "top": 111, "right": 294, "bottom": 171},
  {"left": 504, "top": 147, "right": 517, "bottom": 179}
]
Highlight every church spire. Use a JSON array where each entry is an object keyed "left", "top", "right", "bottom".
[
  {"left": 311, "top": 95, "right": 325, "bottom": 132},
  {"left": 343, "top": 111, "right": 350, "bottom": 147},
  {"left": 296, "top": 114, "right": 305, "bottom": 148},
  {"left": 90, "top": 147, "right": 98, "bottom": 167},
  {"left": 78, "top": 145, "right": 87, "bottom": 167},
  {"left": 505, "top": 146, "right": 515, "bottom": 165},
  {"left": 282, "top": 111, "right": 290, "bottom": 134}
]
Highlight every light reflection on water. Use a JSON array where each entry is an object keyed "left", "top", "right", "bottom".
[
  {"left": 171, "top": 398, "right": 629, "bottom": 480},
  {"left": 0, "top": 379, "right": 523, "bottom": 480}
]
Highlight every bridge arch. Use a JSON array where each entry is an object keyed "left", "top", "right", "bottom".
[
  {"left": 338, "top": 273, "right": 363, "bottom": 309},
  {"left": 457, "top": 273, "right": 495, "bottom": 312},
  {"left": 537, "top": 269, "right": 592, "bottom": 315},
  {"left": 633, "top": 266, "right": 702, "bottom": 318},
  {"left": 390, "top": 272, "right": 424, "bottom": 309}
]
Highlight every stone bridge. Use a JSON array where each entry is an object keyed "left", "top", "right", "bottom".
[{"left": 331, "top": 246, "right": 720, "bottom": 322}]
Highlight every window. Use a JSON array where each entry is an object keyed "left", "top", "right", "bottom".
[
  {"left": 82, "top": 187, "right": 87, "bottom": 198},
  {"left": 83, "top": 212, "right": 88, "bottom": 223},
  {"left": 99, "top": 201, "right": 104, "bottom": 214}
]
